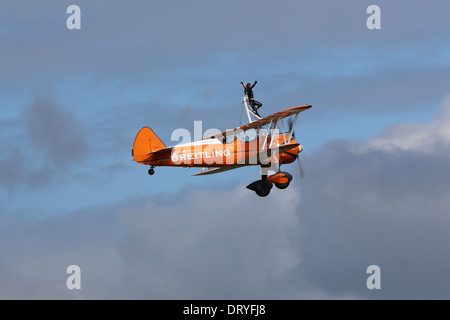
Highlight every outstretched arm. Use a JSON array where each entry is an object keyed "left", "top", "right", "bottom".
[
  {"left": 251, "top": 80, "right": 257, "bottom": 88},
  {"left": 240, "top": 81, "right": 245, "bottom": 89}
]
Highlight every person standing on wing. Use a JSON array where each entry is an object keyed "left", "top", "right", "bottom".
[{"left": 241, "top": 81, "right": 262, "bottom": 117}]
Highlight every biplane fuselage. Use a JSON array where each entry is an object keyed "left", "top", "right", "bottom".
[
  {"left": 135, "top": 134, "right": 301, "bottom": 168},
  {"left": 132, "top": 104, "right": 311, "bottom": 197}
]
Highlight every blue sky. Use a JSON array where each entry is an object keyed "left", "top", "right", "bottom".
[{"left": 1, "top": 0, "right": 450, "bottom": 299}]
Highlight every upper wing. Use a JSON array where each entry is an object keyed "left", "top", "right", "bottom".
[
  {"left": 240, "top": 105, "right": 311, "bottom": 131},
  {"left": 192, "top": 165, "right": 245, "bottom": 176},
  {"left": 203, "top": 105, "right": 312, "bottom": 140}
]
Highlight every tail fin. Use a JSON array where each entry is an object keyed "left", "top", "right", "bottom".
[{"left": 132, "top": 127, "right": 166, "bottom": 162}]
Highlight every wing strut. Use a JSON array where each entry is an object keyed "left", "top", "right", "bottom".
[{"left": 287, "top": 113, "right": 299, "bottom": 143}]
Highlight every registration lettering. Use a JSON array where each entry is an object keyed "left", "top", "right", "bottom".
[{"left": 172, "top": 150, "right": 231, "bottom": 162}]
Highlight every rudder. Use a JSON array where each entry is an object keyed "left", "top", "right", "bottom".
[{"left": 132, "top": 127, "right": 166, "bottom": 162}]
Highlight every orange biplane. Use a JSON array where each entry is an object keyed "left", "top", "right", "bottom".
[{"left": 132, "top": 94, "right": 311, "bottom": 197}]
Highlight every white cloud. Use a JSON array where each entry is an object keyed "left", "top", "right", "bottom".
[{"left": 360, "top": 94, "right": 450, "bottom": 154}]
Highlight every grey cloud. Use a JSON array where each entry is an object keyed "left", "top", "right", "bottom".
[
  {"left": 0, "top": 148, "right": 26, "bottom": 193},
  {"left": 24, "top": 96, "right": 88, "bottom": 168},
  {"left": 291, "top": 97, "right": 450, "bottom": 298},
  {"left": 2, "top": 117, "right": 450, "bottom": 299},
  {"left": 2, "top": 1, "right": 450, "bottom": 91},
  {"left": 0, "top": 146, "right": 56, "bottom": 194},
  {"left": 296, "top": 144, "right": 450, "bottom": 299},
  {"left": 0, "top": 97, "right": 90, "bottom": 193},
  {"left": 1, "top": 0, "right": 450, "bottom": 300},
  {"left": 113, "top": 187, "right": 302, "bottom": 299},
  {"left": 0, "top": 205, "right": 124, "bottom": 299},
  {"left": 1, "top": 0, "right": 449, "bottom": 142},
  {"left": 261, "top": 63, "right": 450, "bottom": 119},
  {"left": 0, "top": 186, "right": 305, "bottom": 299}
]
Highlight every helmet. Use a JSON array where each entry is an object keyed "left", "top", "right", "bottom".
[{"left": 246, "top": 83, "right": 251, "bottom": 87}]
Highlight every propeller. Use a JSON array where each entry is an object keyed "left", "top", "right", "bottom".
[{"left": 287, "top": 117, "right": 305, "bottom": 179}]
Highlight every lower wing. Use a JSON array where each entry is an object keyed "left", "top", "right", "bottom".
[{"left": 192, "top": 165, "right": 245, "bottom": 176}]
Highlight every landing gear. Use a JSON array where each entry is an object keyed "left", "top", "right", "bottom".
[
  {"left": 246, "top": 169, "right": 293, "bottom": 197},
  {"left": 275, "top": 181, "right": 289, "bottom": 189},
  {"left": 274, "top": 172, "right": 293, "bottom": 189},
  {"left": 246, "top": 179, "right": 273, "bottom": 197},
  {"left": 246, "top": 166, "right": 274, "bottom": 197},
  {"left": 148, "top": 166, "right": 155, "bottom": 175},
  {"left": 255, "top": 180, "right": 273, "bottom": 197}
]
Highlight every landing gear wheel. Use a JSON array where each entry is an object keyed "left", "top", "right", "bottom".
[
  {"left": 255, "top": 180, "right": 273, "bottom": 197},
  {"left": 275, "top": 181, "right": 290, "bottom": 189},
  {"left": 274, "top": 172, "right": 293, "bottom": 189},
  {"left": 148, "top": 168, "right": 155, "bottom": 175}
]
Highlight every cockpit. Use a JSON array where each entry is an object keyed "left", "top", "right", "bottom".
[{"left": 222, "top": 126, "right": 274, "bottom": 144}]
